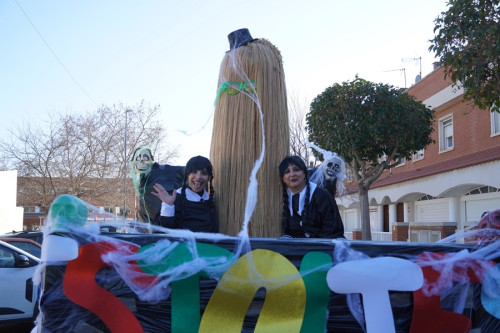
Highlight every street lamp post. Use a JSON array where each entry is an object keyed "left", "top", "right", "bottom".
[{"left": 123, "top": 109, "right": 131, "bottom": 219}]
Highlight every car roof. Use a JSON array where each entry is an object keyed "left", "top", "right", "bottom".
[
  {"left": 0, "top": 237, "right": 41, "bottom": 247},
  {"left": 0, "top": 231, "right": 44, "bottom": 244},
  {"left": 0, "top": 239, "right": 41, "bottom": 263}
]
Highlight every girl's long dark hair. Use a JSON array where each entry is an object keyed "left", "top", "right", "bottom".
[
  {"left": 180, "top": 156, "right": 217, "bottom": 229},
  {"left": 278, "top": 156, "right": 311, "bottom": 232}
]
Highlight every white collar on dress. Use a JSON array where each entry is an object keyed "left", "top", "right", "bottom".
[
  {"left": 176, "top": 187, "right": 210, "bottom": 202},
  {"left": 287, "top": 182, "right": 317, "bottom": 215}
]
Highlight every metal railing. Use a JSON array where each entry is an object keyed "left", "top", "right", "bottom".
[{"left": 343, "top": 231, "right": 392, "bottom": 241}]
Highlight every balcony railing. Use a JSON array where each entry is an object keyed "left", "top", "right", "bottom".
[{"left": 344, "top": 231, "right": 392, "bottom": 241}]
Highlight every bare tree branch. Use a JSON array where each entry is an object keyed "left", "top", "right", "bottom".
[
  {"left": 1, "top": 102, "right": 178, "bottom": 213},
  {"left": 288, "top": 91, "right": 315, "bottom": 166}
]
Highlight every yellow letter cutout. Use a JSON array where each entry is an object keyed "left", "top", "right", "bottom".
[{"left": 199, "top": 249, "right": 306, "bottom": 332}]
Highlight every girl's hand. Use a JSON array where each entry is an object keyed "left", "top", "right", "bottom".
[{"left": 152, "top": 183, "right": 177, "bottom": 206}]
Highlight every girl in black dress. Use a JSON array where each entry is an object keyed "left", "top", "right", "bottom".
[
  {"left": 279, "top": 156, "right": 344, "bottom": 238},
  {"left": 152, "top": 156, "right": 218, "bottom": 233}
]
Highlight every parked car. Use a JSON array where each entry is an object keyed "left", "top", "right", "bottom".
[
  {"left": 0, "top": 238, "right": 41, "bottom": 258},
  {"left": 0, "top": 231, "right": 44, "bottom": 245},
  {"left": 0, "top": 240, "right": 40, "bottom": 325}
]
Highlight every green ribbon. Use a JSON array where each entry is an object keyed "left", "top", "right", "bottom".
[{"left": 214, "top": 80, "right": 256, "bottom": 105}]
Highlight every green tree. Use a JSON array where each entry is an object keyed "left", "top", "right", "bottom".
[
  {"left": 429, "top": 0, "right": 499, "bottom": 113},
  {"left": 306, "top": 78, "right": 435, "bottom": 240}
]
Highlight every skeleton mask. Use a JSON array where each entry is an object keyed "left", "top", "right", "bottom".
[
  {"left": 304, "top": 140, "right": 347, "bottom": 196},
  {"left": 132, "top": 148, "right": 154, "bottom": 174},
  {"left": 324, "top": 155, "right": 345, "bottom": 181},
  {"left": 320, "top": 154, "right": 347, "bottom": 196}
]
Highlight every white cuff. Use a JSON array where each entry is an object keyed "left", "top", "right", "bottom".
[{"left": 160, "top": 202, "right": 175, "bottom": 217}]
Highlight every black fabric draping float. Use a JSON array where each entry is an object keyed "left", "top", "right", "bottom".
[{"left": 39, "top": 235, "right": 500, "bottom": 333}]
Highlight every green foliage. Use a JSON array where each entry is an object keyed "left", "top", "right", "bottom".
[
  {"left": 429, "top": 0, "right": 499, "bottom": 113},
  {"left": 306, "top": 78, "right": 435, "bottom": 178},
  {"left": 307, "top": 77, "right": 435, "bottom": 240}
]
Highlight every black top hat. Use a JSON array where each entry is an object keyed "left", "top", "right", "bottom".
[{"left": 227, "top": 28, "right": 258, "bottom": 51}]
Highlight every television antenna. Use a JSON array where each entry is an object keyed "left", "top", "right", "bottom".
[
  {"left": 384, "top": 68, "right": 406, "bottom": 88},
  {"left": 402, "top": 56, "right": 422, "bottom": 83}
]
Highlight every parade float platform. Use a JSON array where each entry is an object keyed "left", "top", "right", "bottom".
[{"left": 37, "top": 229, "right": 500, "bottom": 333}]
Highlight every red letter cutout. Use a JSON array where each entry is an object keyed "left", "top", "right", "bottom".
[
  {"left": 64, "top": 241, "right": 156, "bottom": 333},
  {"left": 410, "top": 252, "right": 495, "bottom": 333}
]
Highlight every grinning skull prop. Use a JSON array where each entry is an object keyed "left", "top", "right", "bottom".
[
  {"left": 131, "top": 147, "right": 154, "bottom": 175},
  {"left": 306, "top": 141, "right": 347, "bottom": 196},
  {"left": 324, "top": 155, "right": 345, "bottom": 181}
]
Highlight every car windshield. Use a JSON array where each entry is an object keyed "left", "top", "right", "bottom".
[{"left": 8, "top": 241, "right": 41, "bottom": 258}]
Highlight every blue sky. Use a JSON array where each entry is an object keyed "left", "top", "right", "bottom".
[{"left": 0, "top": 0, "right": 449, "bottom": 164}]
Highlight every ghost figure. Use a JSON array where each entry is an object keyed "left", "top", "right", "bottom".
[
  {"left": 129, "top": 147, "right": 184, "bottom": 225},
  {"left": 306, "top": 141, "right": 346, "bottom": 197},
  {"left": 324, "top": 155, "right": 345, "bottom": 182}
]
